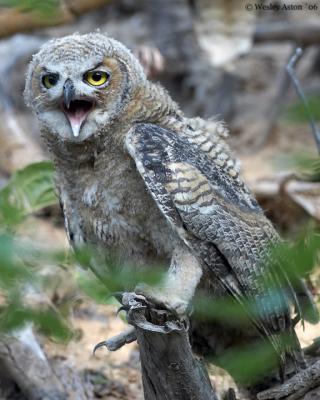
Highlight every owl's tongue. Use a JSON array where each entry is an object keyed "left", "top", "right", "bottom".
[
  {"left": 64, "top": 99, "right": 93, "bottom": 138},
  {"left": 67, "top": 109, "right": 87, "bottom": 138}
]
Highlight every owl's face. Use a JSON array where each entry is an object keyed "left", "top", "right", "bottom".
[{"left": 24, "top": 33, "right": 146, "bottom": 141}]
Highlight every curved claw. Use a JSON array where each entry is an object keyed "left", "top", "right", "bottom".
[
  {"left": 93, "top": 340, "right": 108, "bottom": 356},
  {"left": 116, "top": 305, "right": 128, "bottom": 316}
]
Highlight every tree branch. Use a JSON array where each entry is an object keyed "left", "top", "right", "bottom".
[
  {"left": 254, "top": 21, "right": 320, "bottom": 46},
  {"left": 108, "top": 292, "right": 219, "bottom": 400},
  {"left": 0, "top": 325, "right": 89, "bottom": 400},
  {"left": 0, "top": 334, "right": 66, "bottom": 400},
  {"left": 257, "top": 360, "right": 320, "bottom": 400}
]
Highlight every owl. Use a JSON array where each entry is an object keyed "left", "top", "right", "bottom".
[{"left": 24, "top": 33, "right": 318, "bottom": 378}]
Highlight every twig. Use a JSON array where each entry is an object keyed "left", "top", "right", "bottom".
[{"left": 286, "top": 47, "right": 320, "bottom": 154}]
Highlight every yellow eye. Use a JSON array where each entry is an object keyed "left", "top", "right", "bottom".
[
  {"left": 42, "top": 73, "right": 59, "bottom": 89},
  {"left": 84, "top": 71, "right": 109, "bottom": 87}
]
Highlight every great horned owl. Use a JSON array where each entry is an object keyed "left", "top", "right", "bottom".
[{"left": 24, "top": 33, "right": 318, "bottom": 375}]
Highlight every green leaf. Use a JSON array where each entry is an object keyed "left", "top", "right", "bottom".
[
  {"left": 0, "top": 161, "right": 57, "bottom": 227},
  {"left": 214, "top": 339, "right": 278, "bottom": 384},
  {"left": 77, "top": 270, "right": 112, "bottom": 304},
  {"left": 0, "top": 303, "right": 34, "bottom": 332},
  {"left": 0, "top": 303, "right": 72, "bottom": 342},
  {"left": 0, "top": 234, "right": 33, "bottom": 289},
  {"left": 33, "top": 308, "right": 73, "bottom": 342}
]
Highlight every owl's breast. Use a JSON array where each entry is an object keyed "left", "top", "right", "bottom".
[{"left": 66, "top": 161, "right": 179, "bottom": 264}]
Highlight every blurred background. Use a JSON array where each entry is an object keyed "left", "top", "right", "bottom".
[{"left": 0, "top": 1, "right": 320, "bottom": 399}]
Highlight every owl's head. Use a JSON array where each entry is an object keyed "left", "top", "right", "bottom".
[{"left": 24, "top": 33, "right": 146, "bottom": 141}]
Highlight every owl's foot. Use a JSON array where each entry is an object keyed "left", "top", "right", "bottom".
[
  {"left": 93, "top": 288, "right": 189, "bottom": 356},
  {"left": 93, "top": 327, "right": 136, "bottom": 354},
  {"left": 134, "top": 282, "right": 190, "bottom": 318}
]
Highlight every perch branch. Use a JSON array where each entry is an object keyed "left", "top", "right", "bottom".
[{"left": 103, "top": 292, "right": 218, "bottom": 400}]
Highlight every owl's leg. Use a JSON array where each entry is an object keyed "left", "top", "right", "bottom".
[{"left": 135, "top": 245, "right": 203, "bottom": 316}]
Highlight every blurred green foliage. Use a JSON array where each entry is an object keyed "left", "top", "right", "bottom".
[
  {"left": 0, "top": 161, "right": 56, "bottom": 228},
  {"left": 0, "top": 0, "right": 59, "bottom": 16},
  {"left": 0, "top": 161, "right": 72, "bottom": 341},
  {"left": 276, "top": 152, "right": 320, "bottom": 181},
  {"left": 216, "top": 340, "right": 278, "bottom": 384},
  {"left": 284, "top": 95, "right": 320, "bottom": 124}
]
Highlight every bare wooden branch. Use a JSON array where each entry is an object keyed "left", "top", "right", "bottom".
[
  {"left": 257, "top": 360, "right": 320, "bottom": 400},
  {"left": 254, "top": 21, "right": 320, "bottom": 46},
  {"left": 0, "top": 334, "right": 67, "bottom": 400},
  {"left": 0, "top": 325, "right": 89, "bottom": 399}
]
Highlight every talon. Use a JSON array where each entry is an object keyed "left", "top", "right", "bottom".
[
  {"left": 116, "top": 305, "right": 128, "bottom": 316},
  {"left": 93, "top": 340, "right": 108, "bottom": 355}
]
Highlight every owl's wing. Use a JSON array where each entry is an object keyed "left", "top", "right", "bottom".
[{"left": 126, "top": 122, "right": 317, "bottom": 360}]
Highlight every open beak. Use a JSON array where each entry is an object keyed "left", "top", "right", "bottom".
[{"left": 62, "top": 79, "right": 95, "bottom": 138}]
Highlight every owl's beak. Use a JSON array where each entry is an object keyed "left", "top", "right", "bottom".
[
  {"left": 62, "top": 79, "right": 94, "bottom": 138},
  {"left": 63, "top": 79, "right": 75, "bottom": 109}
]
